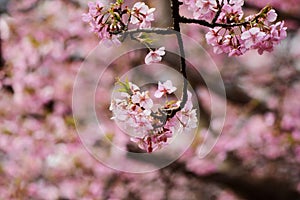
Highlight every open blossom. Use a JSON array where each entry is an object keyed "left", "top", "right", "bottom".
[
  {"left": 154, "top": 80, "right": 177, "bottom": 98},
  {"left": 194, "top": 0, "right": 217, "bottom": 21},
  {"left": 266, "top": 9, "right": 277, "bottom": 23},
  {"left": 219, "top": 3, "right": 244, "bottom": 23},
  {"left": 144, "top": 47, "right": 165, "bottom": 65},
  {"left": 256, "top": 21, "right": 287, "bottom": 54},
  {"left": 131, "top": 91, "right": 153, "bottom": 109},
  {"left": 82, "top": 1, "right": 104, "bottom": 20},
  {"left": 176, "top": 91, "right": 198, "bottom": 132},
  {"left": 131, "top": 2, "right": 156, "bottom": 28},
  {"left": 241, "top": 27, "right": 266, "bottom": 49},
  {"left": 205, "top": 27, "right": 222, "bottom": 45}
]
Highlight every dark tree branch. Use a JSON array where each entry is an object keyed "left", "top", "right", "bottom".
[
  {"left": 169, "top": 0, "right": 188, "bottom": 116},
  {"left": 211, "top": 0, "right": 224, "bottom": 24},
  {"left": 0, "top": 36, "right": 4, "bottom": 69},
  {"left": 0, "top": 18, "right": 4, "bottom": 69},
  {"left": 179, "top": 11, "right": 260, "bottom": 28}
]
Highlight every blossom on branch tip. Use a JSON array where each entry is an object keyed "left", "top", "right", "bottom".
[{"left": 144, "top": 47, "right": 165, "bottom": 65}]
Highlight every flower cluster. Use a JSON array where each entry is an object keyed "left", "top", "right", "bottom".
[
  {"left": 82, "top": 1, "right": 155, "bottom": 46},
  {"left": 180, "top": 0, "right": 218, "bottom": 21},
  {"left": 205, "top": 6, "right": 287, "bottom": 56},
  {"left": 110, "top": 79, "right": 198, "bottom": 153},
  {"left": 179, "top": 0, "right": 287, "bottom": 56},
  {"left": 180, "top": 0, "right": 244, "bottom": 21}
]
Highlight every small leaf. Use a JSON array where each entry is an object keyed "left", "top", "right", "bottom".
[
  {"left": 117, "top": 0, "right": 124, "bottom": 4},
  {"left": 137, "top": 33, "right": 155, "bottom": 45},
  {"left": 115, "top": 77, "right": 131, "bottom": 94}
]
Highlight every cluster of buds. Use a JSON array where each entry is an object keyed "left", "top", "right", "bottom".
[
  {"left": 82, "top": 1, "right": 155, "bottom": 46},
  {"left": 109, "top": 79, "right": 198, "bottom": 153}
]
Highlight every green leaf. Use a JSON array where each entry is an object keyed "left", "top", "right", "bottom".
[
  {"left": 117, "top": 0, "right": 124, "bottom": 4},
  {"left": 115, "top": 77, "right": 132, "bottom": 94},
  {"left": 137, "top": 33, "right": 155, "bottom": 45}
]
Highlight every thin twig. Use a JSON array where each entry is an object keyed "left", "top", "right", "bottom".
[{"left": 211, "top": 0, "right": 224, "bottom": 24}]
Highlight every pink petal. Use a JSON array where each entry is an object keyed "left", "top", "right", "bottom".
[{"left": 154, "top": 90, "right": 164, "bottom": 98}]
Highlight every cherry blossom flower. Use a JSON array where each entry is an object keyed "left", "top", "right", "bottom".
[
  {"left": 131, "top": 91, "right": 153, "bottom": 109},
  {"left": 241, "top": 27, "right": 266, "bottom": 49},
  {"left": 176, "top": 91, "right": 198, "bottom": 132},
  {"left": 154, "top": 80, "right": 177, "bottom": 98},
  {"left": 266, "top": 9, "right": 278, "bottom": 23},
  {"left": 205, "top": 27, "right": 222, "bottom": 45},
  {"left": 131, "top": 2, "right": 156, "bottom": 28},
  {"left": 144, "top": 47, "right": 165, "bottom": 65},
  {"left": 194, "top": 0, "right": 217, "bottom": 21}
]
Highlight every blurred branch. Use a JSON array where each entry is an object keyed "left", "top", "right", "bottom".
[
  {"left": 0, "top": 0, "right": 9, "bottom": 14},
  {"left": 17, "top": 0, "right": 82, "bottom": 13},
  {"left": 17, "top": 0, "right": 42, "bottom": 13},
  {"left": 0, "top": 31, "right": 4, "bottom": 69},
  {"left": 61, "top": 0, "right": 81, "bottom": 8},
  {"left": 126, "top": 146, "right": 300, "bottom": 200},
  {"left": 166, "top": 161, "right": 300, "bottom": 200}
]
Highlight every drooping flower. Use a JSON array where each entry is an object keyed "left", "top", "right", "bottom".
[
  {"left": 144, "top": 47, "right": 165, "bottom": 65},
  {"left": 154, "top": 80, "right": 177, "bottom": 98}
]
